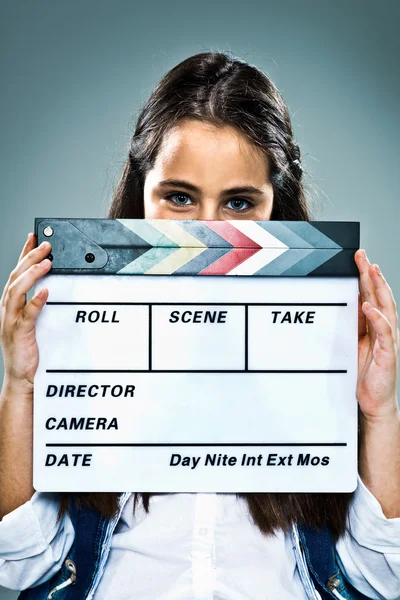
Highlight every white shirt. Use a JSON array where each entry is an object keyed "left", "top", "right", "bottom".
[{"left": 0, "top": 476, "right": 400, "bottom": 599}]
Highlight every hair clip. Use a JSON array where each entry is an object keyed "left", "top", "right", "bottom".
[{"left": 292, "top": 159, "right": 303, "bottom": 172}]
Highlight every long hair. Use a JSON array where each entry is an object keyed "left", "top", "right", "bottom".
[{"left": 58, "top": 51, "right": 356, "bottom": 540}]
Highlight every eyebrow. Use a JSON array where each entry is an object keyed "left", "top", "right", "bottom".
[{"left": 157, "top": 179, "right": 266, "bottom": 197}]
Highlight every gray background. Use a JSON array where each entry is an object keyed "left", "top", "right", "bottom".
[{"left": 0, "top": 0, "right": 399, "bottom": 597}]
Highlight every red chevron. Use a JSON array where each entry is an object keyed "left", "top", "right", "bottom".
[
  {"left": 199, "top": 248, "right": 260, "bottom": 275},
  {"left": 205, "top": 221, "right": 262, "bottom": 248}
]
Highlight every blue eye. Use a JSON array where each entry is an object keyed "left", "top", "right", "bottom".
[
  {"left": 165, "top": 193, "right": 253, "bottom": 212},
  {"left": 226, "top": 198, "right": 251, "bottom": 211},
  {"left": 166, "top": 193, "right": 193, "bottom": 206}
]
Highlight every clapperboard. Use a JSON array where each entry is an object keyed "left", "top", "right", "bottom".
[{"left": 33, "top": 218, "right": 359, "bottom": 493}]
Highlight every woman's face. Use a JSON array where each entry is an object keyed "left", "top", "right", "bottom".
[{"left": 143, "top": 119, "right": 274, "bottom": 220}]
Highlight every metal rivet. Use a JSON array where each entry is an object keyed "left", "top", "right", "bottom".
[
  {"left": 85, "top": 253, "right": 95, "bottom": 263},
  {"left": 43, "top": 226, "right": 54, "bottom": 237}
]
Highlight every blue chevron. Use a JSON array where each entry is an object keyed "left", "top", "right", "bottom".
[
  {"left": 256, "top": 222, "right": 314, "bottom": 249},
  {"left": 173, "top": 248, "right": 231, "bottom": 274},
  {"left": 118, "top": 219, "right": 179, "bottom": 247},
  {"left": 282, "top": 222, "right": 342, "bottom": 249},
  {"left": 178, "top": 220, "right": 234, "bottom": 248},
  {"left": 281, "top": 248, "right": 342, "bottom": 275},
  {"left": 254, "top": 249, "right": 314, "bottom": 275},
  {"left": 117, "top": 247, "right": 178, "bottom": 273}
]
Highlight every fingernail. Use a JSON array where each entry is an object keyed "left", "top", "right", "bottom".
[
  {"left": 374, "top": 264, "right": 381, "bottom": 274},
  {"left": 39, "top": 241, "right": 49, "bottom": 249}
]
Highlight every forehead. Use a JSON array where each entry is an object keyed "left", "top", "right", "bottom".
[{"left": 150, "top": 119, "right": 269, "bottom": 184}]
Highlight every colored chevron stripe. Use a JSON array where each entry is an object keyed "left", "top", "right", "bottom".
[
  {"left": 173, "top": 248, "right": 231, "bottom": 275},
  {"left": 228, "top": 220, "right": 288, "bottom": 249},
  {"left": 117, "top": 248, "right": 178, "bottom": 274},
  {"left": 199, "top": 248, "right": 261, "bottom": 275},
  {"left": 205, "top": 220, "right": 262, "bottom": 248},
  {"left": 228, "top": 248, "right": 288, "bottom": 275},
  {"left": 145, "top": 247, "right": 207, "bottom": 274},
  {"left": 177, "top": 220, "right": 234, "bottom": 247},
  {"left": 117, "top": 219, "right": 178, "bottom": 247},
  {"left": 256, "top": 222, "right": 314, "bottom": 249},
  {"left": 281, "top": 222, "right": 341, "bottom": 249},
  {"left": 148, "top": 219, "right": 207, "bottom": 248},
  {"left": 116, "top": 219, "right": 343, "bottom": 251},
  {"left": 280, "top": 248, "right": 342, "bottom": 276},
  {"left": 253, "top": 248, "right": 315, "bottom": 276}
]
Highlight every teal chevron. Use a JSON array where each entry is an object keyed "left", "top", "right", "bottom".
[
  {"left": 254, "top": 248, "right": 314, "bottom": 275},
  {"left": 281, "top": 248, "right": 342, "bottom": 275},
  {"left": 118, "top": 219, "right": 179, "bottom": 247},
  {"left": 257, "top": 222, "right": 314, "bottom": 249},
  {"left": 282, "top": 222, "right": 342, "bottom": 249},
  {"left": 117, "top": 247, "right": 178, "bottom": 274}
]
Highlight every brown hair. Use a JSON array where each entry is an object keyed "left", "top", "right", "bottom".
[{"left": 58, "top": 51, "right": 355, "bottom": 540}]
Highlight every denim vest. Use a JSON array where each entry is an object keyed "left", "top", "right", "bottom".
[{"left": 18, "top": 493, "right": 371, "bottom": 600}]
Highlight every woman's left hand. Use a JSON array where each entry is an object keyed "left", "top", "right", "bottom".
[{"left": 354, "top": 249, "right": 400, "bottom": 420}]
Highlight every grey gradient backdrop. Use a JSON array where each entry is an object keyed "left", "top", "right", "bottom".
[{"left": 0, "top": 0, "right": 399, "bottom": 597}]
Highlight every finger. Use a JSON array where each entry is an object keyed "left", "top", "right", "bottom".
[
  {"left": 12, "top": 241, "right": 52, "bottom": 284},
  {"left": 2, "top": 241, "right": 52, "bottom": 304},
  {"left": 3, "top": 259, "right": 52, "bottom": 322},
  {"left": 354, "top": 249, "right": 378, "bottom": 308},
  {"left": 18, "top": 232, "right": 36, "bottom": 263},
  {"left": 356, "top": 253, "right": 378, "bottom": 346},
  {"left": 368, "top": 263, "right": 399, "bottom": 338},
  {"left": 358, "top": 292, "right": 367, "bottom": 339},
  {"left": 1, "top": 234, "right": 36, "bottom": 305},
  {"left": 16, "top": 288, "right": 49, "bottom": 335},
  {"left": 362, "top": 301, "right": 397, "bottom": 358}
]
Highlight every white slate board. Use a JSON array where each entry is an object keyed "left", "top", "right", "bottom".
[{"left": 33, "top": 274, "right": 358, "bottom": 493}]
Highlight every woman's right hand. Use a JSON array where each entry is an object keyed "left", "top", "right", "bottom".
[{"left": 0, "top": 233, "right": 53, "bottom": 394}]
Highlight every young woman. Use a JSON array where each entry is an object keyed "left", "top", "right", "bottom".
[{"left": 0, "top": 52, "right": 399, "bottom": 600}]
